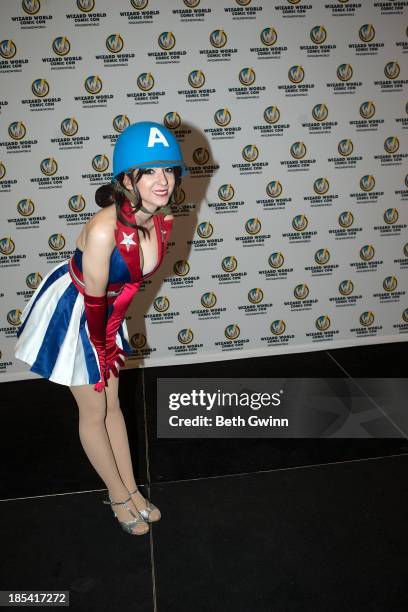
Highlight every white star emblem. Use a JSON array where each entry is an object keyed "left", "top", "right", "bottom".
[{"left": 120, "top": 231, "right": 137, "bottom": 252}]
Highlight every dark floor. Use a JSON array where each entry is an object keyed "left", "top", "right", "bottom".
[{"left": 1, "top": 342, "right": 408, "bottom": 611}]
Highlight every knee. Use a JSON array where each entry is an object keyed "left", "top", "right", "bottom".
[
  {"left": 79, "top": 406, "right": 106, "bottom": 426},
  {"left": 106, "top": 396, "right": 122, "bottom": 416}
]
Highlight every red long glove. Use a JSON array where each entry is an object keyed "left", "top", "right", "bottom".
[
  {"left": 105, "top": 282, "right": 141, "bottom": 380},
  {"left": 84, "top": 293, "right": 108, "bottom": 392}
]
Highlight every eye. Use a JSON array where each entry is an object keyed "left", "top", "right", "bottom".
[{"left": 165, "top": 167, "right": 175, "bottom": 173}]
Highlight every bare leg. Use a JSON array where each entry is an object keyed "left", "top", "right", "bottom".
[
  {"left": 104, "top": 374, "right": 161, "bottom": 521},
  {"left": 69, "top": 383, "right": 149, "bottom": 534}
]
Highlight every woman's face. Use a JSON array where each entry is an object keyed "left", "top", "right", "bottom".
[{"left": 123, "top": 166, "right": 176, "bottom": 212}]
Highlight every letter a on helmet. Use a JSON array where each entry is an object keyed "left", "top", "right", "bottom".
[
  {"left": 147, "top": 127, "right": 169, "bottom": 148},
  {"left": 112, "top": 120, "right": 188, "bottom": 178}
]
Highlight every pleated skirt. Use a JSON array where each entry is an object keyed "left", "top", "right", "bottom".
[{"left": 14, "top": 259, "right": 130, "bottom": 386}]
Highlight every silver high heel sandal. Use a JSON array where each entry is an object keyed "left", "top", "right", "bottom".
[
  {"left": 103, "top": 495, "right": 149, "bottom": 535},
  {"left": 128, "top": 487, "right": 161, "bottom": 523}
]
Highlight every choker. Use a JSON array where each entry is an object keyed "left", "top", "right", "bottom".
[{"left": 118, "top": 198, "right": 171, "bottom": 229}]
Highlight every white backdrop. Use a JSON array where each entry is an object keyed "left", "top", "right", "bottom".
[{"left": 1, "top": 0, "right": 407, "bottom": 382}]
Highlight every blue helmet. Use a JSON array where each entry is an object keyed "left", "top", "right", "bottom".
[{"left": 112, "top": 121, "right": 188, "bottom": 178}]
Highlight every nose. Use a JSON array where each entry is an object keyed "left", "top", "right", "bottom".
[{"left": 157, "top": 168, "right": 168, "bottom": 185}]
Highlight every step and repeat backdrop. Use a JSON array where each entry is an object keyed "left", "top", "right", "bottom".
[{"left": 1, "top": 0, "right": 407, "bottom": 382}]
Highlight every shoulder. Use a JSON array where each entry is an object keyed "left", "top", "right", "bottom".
[
  {"left": 162, "top": 214, "right": 174, "bottom": 222},
  {"left": 84, "top": 207, "right": 116, "bottom": 250}
]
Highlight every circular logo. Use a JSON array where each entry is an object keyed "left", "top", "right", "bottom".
[
  {"left": 248, "top": 288, "right": 263, "bottom": 304},
  {"left": 337, "top": 63, "right": 353, "bottom": 81},
  {"left": 314, "top": 248, "right": 330, "bottom": 265},
  {"left": 174, "top": 187, "right": 185, "bottom": 205},
  {"left": 183, "top": 0, "right": 200, "bottom": 6},
  {"left": 294, "top": 284, "right": 309, "bottom": 300},
  {"left": 52, "top": 36, "right": 70, "bottom": 56},
  {"left": 197, "top": 222, "right": 213, "bottom": 239},
  {"left": 201, "top": 292, "right": 217, "bottom": 309},
  {"left": 383, "top": 208, "right": 398, "bottom": 225},
  {"left": 174, "top": 260, "right": 190, "bottom": 276},
  {"left": 218, "top": 184, "right": 234, "bottom": 201},
  {"left": 224, "top": 324, "right": 240, "bottom": 340},
  {"left": 260, "top": 27, "right": 277, "bottom": 47},
  {"left": 76, "top": 0, "right": 95, "bottom": 12},
  {"left": 178, "top": 328, "right": 194, "bottom": 344},
  {"left": 31, "top": 78, "right": 49, "bottom": 98},
  {"left": 290, "top": 141, "right": 306, "bottom": 159},
  {"left": 164, "top": 112, "right": 181, "bottom": 130},
  {"left": 338, "top": 139, "right": 354, "bottom": 157},
  {"left": 8, "top": 121, "right": 26, "bottom": 140},
  {"left": 92, "top": 154, "right": 109, "bottom": 173},
  {"left": 235, "top": 0, "right": 251, "bottom": 5},
  {"left": 310, "top": 26, "right": 327, "bottom": 45},
  {"left": 292, "top": 215, "right": 308, "bottom": 232},
  {"left": 268, "top": 252, "right": 284, "bottom": 269},
  {"left": 214, "top": 108, "right": 231, "bottom": 127},
  {"left": 248, "top": 287, "right": 263, "bottom": 304},
  {"left": 85, "top": 75, "right": 102, "bottom": 95},
  {"left": 17, "top": 199, "right": 35, "bottom": 217},
  {"left": 221, "top": 256, "right": 237, "bottom": 273},
  {"left": 384, "top": 61, "right": 400, "bottom": 80},
  {"left": 0, "top": 40, "right": 17, "bottom": 59},
  {"left": 270, "top": 320, "right": 286, "bottom": 336},
  {"left": 245, "top": 218, "right": 261, "bottom": 235},
  {"left": 359, "top": 101, "right": 376, "bottom": 120},
  {"left": 7, "top": 309, "right": 22, "bottom": 327},
  {"left": 403, "top": 243, "right": 408, "bottom": 258},
  {"left": 48, "top": 233, "right": 66, "bottom": 251},
  {"left": 383, "top": 276, "right": 397, "bottom": 292},
  {"left": 68, "top": 195, "right": 86, "bottom": 213},
  {"left": 359, "top": 24, "right": 375, "bottom": 43},
  {"left": 360, "top": 175, "right": 375, "bottom": 192},
  {"left": 40, "top": 158, "right": 58, "bottom": 176},
  {"left": 154, "top": 296, "right": 170, "bottom": 312},
  {"left": 106, "top": 34, "right": 124, "bottom": 54},
  {"left": 22, "top": 0, "right": 41, "bottom": 15},
  {"left": 242, "top": 145, "right": 259, "bottom": 163},
  {"left": 402, "top": 308, "right": 408, "bottom": 324},
  {"left": 312, "top": 104, "right": 329, "bottom": 122},
  {"left": 266, "top": 181, "right": 282, "bottom": 198},
  {"left": 61, "top": 117, "right": 78, "bottom": 137},
  {"left": 360, "top": 311, "right": 375, "bottom": 327},
  {"left": 130, "top": 0, "right": 148, "bottom": 9},
  {"left": 130, "top": 333, "right": 146, "bottom": 349},
  {"left": 158, "top": 32, "right": 175, "bottom": 51},
  {"left": 339, "top": 280, "right": 354, "bottom": 296},
  {"left": 313, "top": 178, "right": 329, "bottom": 195},
  {"left": 315, "top": 315, "right": 330, "bottom": 332},
  {"left": 26, "top": 272, "right": 43, "bottom": 290},
  {"left": 359, "top": 244, "right": 375, "bottom": 261},
  {"left": 137, "top": 72, "right": 154, "bottom": 91},
  {"left": 263, "top": 106, "right": 280, "bottom": 124},
  {"left": 112, "top": 114, "right": 130, "bottom": 133},
  {"left": 0, "top": 162, "right": 6, "bottom": 180},
  {"left": 188, "top": 70, "right": 205, "bottom": 88},
  {"left": 210, "top": 30, "right": 227, "bottom": 48},
  {"left": 288, "top": 65, "right": 304, "bottom": 84},
  {"left": 0, "top": 237, "right": 16, "bottom": 255},
  {"left": 192, "top": 147, "right": 210, "bottom": 165},
  {"left": 338, "top": 211, "right": 354, "bottom": 228},
  {"left": 384, "top": 136, "right": 399, "bottom": 154},
  {"left": 239, "top": 67, "right": 256, "bottom": 86}
]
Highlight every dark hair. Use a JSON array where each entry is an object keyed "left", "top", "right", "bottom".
[{"left": 95, "top": 166, "right": 182, "bottom": 235}]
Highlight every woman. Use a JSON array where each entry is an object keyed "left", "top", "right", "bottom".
[{"left": 15, "top": 121, "right": 187, "bottom": 535}]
